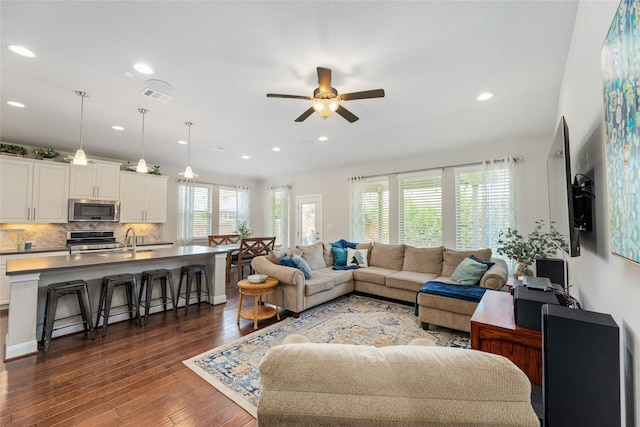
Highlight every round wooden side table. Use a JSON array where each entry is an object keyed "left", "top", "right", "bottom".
[{"left": 237, "top": 277, "right": 280, "bottom": 330}]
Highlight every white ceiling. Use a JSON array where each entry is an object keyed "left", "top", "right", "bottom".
[{"left": 0, "top": 1, "right": 578, "bottom": 180}]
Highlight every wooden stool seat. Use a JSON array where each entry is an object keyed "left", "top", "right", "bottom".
[{"left": 41, "top": 280, "right": 95, "bottom": 354}]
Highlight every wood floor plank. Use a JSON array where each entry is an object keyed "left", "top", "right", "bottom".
[{"left": 0, "top": 279, "right": 273, "bottom": 426}]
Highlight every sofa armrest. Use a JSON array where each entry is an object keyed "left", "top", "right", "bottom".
[
  {"left": 479, "top": 258, "right": 508, "bottom": 290},
  {"left": 251, "top": 256, "right": 304, "bottom": 287}
]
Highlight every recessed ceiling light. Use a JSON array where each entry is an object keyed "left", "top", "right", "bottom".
[
  {"left": 7, "top": 101, "right": 26, "bottom": 108},
  {"left": 272, "top": 147, "right": 280, "bottom": 152},
  {"left": 7, "top": 45, "right": 36, "bottom": 58},
  {"left": 242, "top": 155, "right": 250, "bottom": 160},
  {"left": 318, "top": 136, "right": 328, "bottom": 143},
  {"left": 123, "top": 70, "right": 135, "bottom": 78},
  {"left": 177, "top": 140, "right": 188, "bottom": 145},
  {"left": 133, "top": 63, "right": 154, "bottom": 75},
  {"left": 112, "top": 125, "right": 124, "bottom": 131},
  {"left": 477, "top": 92, "right": 493, "bottom": 101}
]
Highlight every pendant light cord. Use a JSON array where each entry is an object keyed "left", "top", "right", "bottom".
[
  {"left": 77, "top": 91, "right": 86, "bottom": 150},
  {"left": 139, "top": 108, "right": 148, "bottom": 158}
]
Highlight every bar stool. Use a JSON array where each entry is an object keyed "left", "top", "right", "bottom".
[
  {"left": 41, "top": 280, "right": 95, "bottom": 354},
  {"left": 176, "top": 264, "right": 211, "bottom": 314},
  {"left": 138, "top": 269, "right": 177, "bottom": 326},
  {"left": 96, "top": 273, "right": 139, "bottom": 337}
]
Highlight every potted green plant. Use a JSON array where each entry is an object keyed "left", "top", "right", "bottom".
[
  {"left": 0, "top": 143, "right": 28, "bottom": 157},
  {"left": 234, "top": 221, "right": 253, "bottom": 238},
  {"left": 496, "top": 219, "right": 567, "bottom": 278},
  {"left": 33, "top": 147, "right": 60, "bottom": 160}
]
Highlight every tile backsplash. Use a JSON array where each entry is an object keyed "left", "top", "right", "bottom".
[{"left": 0, "top": 223, "right": 166, "bottom": 249}]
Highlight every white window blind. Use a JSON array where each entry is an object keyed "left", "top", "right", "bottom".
[
  {"left": 455, "top": 166, "right": 483, "bottom": 249},
  {"left": 192, "top": 184, "right": 213, "bottom": 239},
  {"left": 362, "top": 179, "right": 389, "bottom": 243},
  {"left": 219, "top": 185, "right": 250, "bottom": 234},
  {"left": 265, "top": 186, "right": 290, "bottom": 247},
  {"left": 398, "top": 171, "right": 442, "bottom": 247}
]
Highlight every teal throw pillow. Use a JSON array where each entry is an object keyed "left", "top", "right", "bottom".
[
  {"left": 451, "top": 257, "right": 488, "bottom": 285},
  {"left": 331, "top": 247, "right": 348, "bottom": 266},
  {"left": 292, "top": 255, "right": 313, "bottom": 279},
  {"left": 279, "top": 254, "right": 296, "bottom": 268}
]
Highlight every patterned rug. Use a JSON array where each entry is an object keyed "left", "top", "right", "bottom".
[{"left": 183, "top": 294, "right": 470, "bottom": 417}]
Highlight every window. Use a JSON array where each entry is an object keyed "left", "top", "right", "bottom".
[
  {"left": 177, "top": 181, "right": 212, "bottom": 243},
  {"left": 455, "top": 167, "right": 483, "bottom": 249},
  {"left": 349, "top": 177, "right": 389, "bottom": 243},
  {"left": 398, "top": 171, "right": 442, "bottom": 247},
  {"left": 219, "top": 185, "right": 250, "bottom": 234},
  {"left": 265, "top": 186, "right": 290, "bottom": 247}
]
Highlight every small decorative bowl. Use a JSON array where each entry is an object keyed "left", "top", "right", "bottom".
[{"left": 247, "top": 274, "right": 268, "bottom": 283}]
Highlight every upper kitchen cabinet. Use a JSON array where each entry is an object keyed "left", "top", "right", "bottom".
[
  {"left": 0, "top": 157, "right": 69, "bottom": 223},
  {"left": 119, "top": 172, "right": 168, "bottom": 223},
  {"left": 69, "top": 160, "right": 120, "bottom": 200}
]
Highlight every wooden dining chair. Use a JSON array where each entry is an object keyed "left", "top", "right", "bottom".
[
  {"left": 208, "top": 234, "right": 241, "bottom": 246},
  {"left": 231, "top": 237, "right": 276, "bottom": 282}
]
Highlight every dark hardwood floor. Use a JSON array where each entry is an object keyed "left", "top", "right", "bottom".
[{"left": 0, "top": 278, "right": 291, "bottom": 426}]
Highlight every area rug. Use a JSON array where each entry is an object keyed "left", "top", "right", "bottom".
[{"left": 183, "top": 294, "right": 470, "bottom": 417}]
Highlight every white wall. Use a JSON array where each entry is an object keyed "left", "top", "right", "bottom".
[{"left": 557, "top": 1, "right": 638, "bottom": 425}]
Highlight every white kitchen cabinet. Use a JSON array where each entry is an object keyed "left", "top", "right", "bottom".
[
  {"left": 69, "top": 160, "right": 120, "bottom": 200},
  {"left": 119, "top": 172, "right": 168, "bottom": 223},
  {"left": 0, "top": 250, "right": 68, "bottom": 308},
  {"left": 0, "top": 157, "right": 69, "bottom": 223}
]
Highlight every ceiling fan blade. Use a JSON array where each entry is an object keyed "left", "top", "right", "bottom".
[
  {"left": 339, "top": 89, "right": 386, "bottom": 101},
  {"left": 336, "top": 105, "right": 359, "bottom": 123},
  {"left": 267, "top": 93, "right": 313, "bottom": 100},
  {"left": 317, "top": 67, "right": 332, "bottom": 93},
  {"left": 294, "top": 107, "right": 315, "bottom": 122}
]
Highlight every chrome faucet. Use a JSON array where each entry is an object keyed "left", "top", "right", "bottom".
[{"left": 125, "top": 227, "right": 136, "bottom": 253}]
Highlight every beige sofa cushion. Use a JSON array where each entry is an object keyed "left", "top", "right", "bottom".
[
  {"left": 258, "top": 343, "right": 539, "bottom": 427},
  {"left": 386, "top": 270, "right": 438, "bottom": 292},
  {"left": 313, "top": 267, "right": 354, "bottom": 286},
  {"left": 297, "top": 242, "right": 327, "bottom": 270},
  {"left": 442, "top": 248, "right": 492, "bottom": 277},
  {"left": 352, "top": 266, "right": 396, "bottom": 285},
  {"left": 369, "top": 243, "right": 406, "bottom": 270},
  {"left": 304, "top": 275, "right": 335, "bottom": 296},
  {"left": 402, "top": 246, "right": 443, "bottom": 274}
]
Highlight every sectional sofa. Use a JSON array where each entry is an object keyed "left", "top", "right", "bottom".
[{"left": 251, "top": 241, "right": 508, "bottom": 331}]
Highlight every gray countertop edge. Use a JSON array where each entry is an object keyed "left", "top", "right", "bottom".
[
  {"left": 6, "top": 245, "right": 228, "bottom": 275},
  {"left": 0, "top": 241, "right": 174, "bottom": 256}
]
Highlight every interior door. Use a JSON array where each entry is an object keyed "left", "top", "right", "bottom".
[{"left": 296, "top": 195, "right": 322, "bottom": 246}]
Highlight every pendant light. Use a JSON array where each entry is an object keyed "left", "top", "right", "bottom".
[
  {"left": 180, "top": 121, "right": 197, "bottom": 179},
  {"left": 71, "top": 91, "right": 90, "bottom": 165},
  {"left": 136, "top": 108, "right": 149, "bottom": 173}
]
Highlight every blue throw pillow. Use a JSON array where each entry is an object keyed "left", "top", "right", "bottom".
[
  {"left": 330, "top": 239, "right": 358, "bottom": 249},
  {"left": 279, "top": 254, "right": 296, "bottom": 268},
  {"left": 292, "top": 255, "right": 313, "bottom": 279},
  {"left": 470, "top": 255, "right": 495, "bottom": 270},
  {"left": 331, "top": 247, "right": 348, "bottom": 266}
]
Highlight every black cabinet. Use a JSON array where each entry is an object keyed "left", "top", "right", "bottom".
[{"left": 542, "top": 305, "right": 620, "bottom": 427}]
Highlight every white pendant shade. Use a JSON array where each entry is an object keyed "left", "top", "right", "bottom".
[
  {"left": 136, "top": 158, "right": 148, "bottom": 173},
  {"left": 72, "top": 148, "right": 87, "bottom": 166},
  {"left": 179, "top": 121, "right": 198, "bottom": 178},
  {"left": 183, "top": 165, "right": 194, "bottom": 179}
]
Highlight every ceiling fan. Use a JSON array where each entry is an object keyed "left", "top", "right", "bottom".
[{"left": 267, "top": 67, "right": 385, "bottom": 123}]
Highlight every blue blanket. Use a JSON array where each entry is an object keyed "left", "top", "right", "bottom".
[
  {"left": 332, "top": 265, "right": 360, "bottom": 270},
  {"left": 414, "top": 281, "right": 488, "bottom": 315}
]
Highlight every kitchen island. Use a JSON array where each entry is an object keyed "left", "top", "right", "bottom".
[{"left": 4, "top": 245, "right": 229, "bottom": 360}]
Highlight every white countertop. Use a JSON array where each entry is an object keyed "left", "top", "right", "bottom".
[{"left": 6, "top": 245, "right": 227, "bottom": 275}]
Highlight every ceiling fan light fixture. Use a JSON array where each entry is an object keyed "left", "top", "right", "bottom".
[{"left": 313, "top": 99, "right": 339, "bottom": 119}]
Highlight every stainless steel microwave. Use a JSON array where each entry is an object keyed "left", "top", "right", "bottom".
[{"left": 68, "top": 199, "right": 120, "bottom": 222}]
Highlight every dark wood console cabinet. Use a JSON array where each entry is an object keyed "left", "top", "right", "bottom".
[{"left": 470, "top": 290, "right": 542, "bottom": 385}]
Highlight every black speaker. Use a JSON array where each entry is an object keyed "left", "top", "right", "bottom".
[
  {"left": 542, "top": 305, "right": 620, "bottom": 427},
  {"left": 514, "top": 286, "right": 559, "bottom": 330},
  {"left": 535, "top": 258, "right": 565, "bottom": 288}
]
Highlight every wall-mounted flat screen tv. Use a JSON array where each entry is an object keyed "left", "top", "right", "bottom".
[{"left": 547, "top": 116, "right": 580, "bottom": 257}]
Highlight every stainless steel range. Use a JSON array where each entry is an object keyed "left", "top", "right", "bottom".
[{"left": 67, "top": 230, "right": 125, "bottom": 254}]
